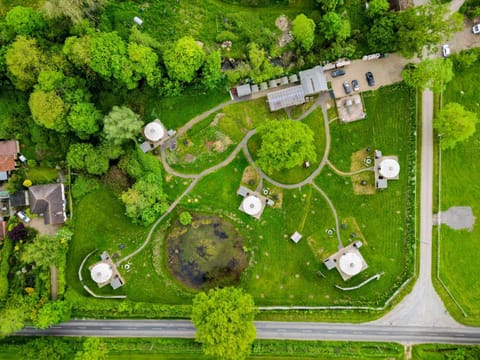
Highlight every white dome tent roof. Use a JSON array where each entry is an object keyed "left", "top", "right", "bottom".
[
  {"left": 242, "top": 196, "right": 262, "bottom": 216},
  {"left": 144, "top": 121, "right": 165, "bottom": 142},
  {"left": 379, "top": 158, "right": 400, "bottom": 179},
  {"left": 90, "top": 262, "right": 113, "bottom": 284},
  {"left": 339, "top": 252, "right": 363, "bottom": 276}
]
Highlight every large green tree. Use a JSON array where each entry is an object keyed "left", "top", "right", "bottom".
[
  {"left": 33, "top": 301, "right": 72, "bottom": 329},
  {"left": 402, "top": 58, "right": 454, "bottom": 93},
  {"left": 5, "top": 6, "right": 45, "bottom": 37},
  {"left": 74, "top": 337, "right": 108, "bottom": 360},
  {"left": 192, "top": 287, "right": 257, "bottom": 360},
  {"left": 367, "top": 16, "right": 396, "bottom": 53},
  {"left": 434, "top": 102, "right": 478, "bottom": 149},
  {"left": 28, "top": 90, "right": 65, "bottom": 130},
  {"left": 292, "top": 14, "right": 316, "bottom": 51},
  {"left": 163, "top": 36, "right": 205, "bottom": 83},
  {"left": 320, "top": 12, "right": 351, "bottom": 42},
  {"left": 103, "top": 106, "right": 143, "bottom": 145},
  {"left": 201, "top": 50, "right": 223, "bottom": 89},
  {"left": 5, "top": 36, "right": 45, "bottom": 90},
  {"left": 396, "top": 3, "right": 463, "bottom": 58},
  {"left": 256, "top": 120, "right": 317, "bottom": 174},
  {"left": 67, "top": 102, "right": 101, "bottom": 139},
  {"left": 22, "top": 234, "right": 67, "bottom": 268},
  {"left": 0, "top": 295, "right": 33, "bottom": 336}
]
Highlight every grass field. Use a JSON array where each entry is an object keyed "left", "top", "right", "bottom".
[
  {"left": 0, "top": 337, "right": 404, "bottom": 360},
  {"left": 412, "top": 343, "right": 480, "bottom": 359},
  {"left": 433, "top": 62, "right": 480, "bottom": 324},
  {"left": 67, "top": 185, "right": 193, "bottom": 304}
]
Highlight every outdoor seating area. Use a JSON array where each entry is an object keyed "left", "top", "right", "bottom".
[
  {"left": 336, "top": 94, "right": 366, "bottom": 123},
  {"left": 89, "top": 251, "right": 125, "bottom": 290},
  {"left": 323, "top": 241, "right": 368, "bottom": 281},
  {"left": 374, "top": 150, "right": 400, "bottom": 189}
]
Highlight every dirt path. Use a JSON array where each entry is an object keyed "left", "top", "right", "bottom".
[{"left": 50, "top": 265, "right": 58, "bottom": 301}]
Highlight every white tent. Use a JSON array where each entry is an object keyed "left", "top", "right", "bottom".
[
  {"left": 242, "top": 195, "right": 262, "bottom": 216},
  {"left": 144, "top": 121, "right": 165, "bottom": 142},
  {"left": 339, "top": 252, "right": 362, "bottom": 276},
  {"left": 90, "top": 263, "right": 113, "bottom": 284},
  {"left": 379, "top": 158, "right": 400, "bottom": 179}
]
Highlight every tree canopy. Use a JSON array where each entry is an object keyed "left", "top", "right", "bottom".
[
  {"left": 434, "top": 102, "right": 478, "bottom": 149},
  {"left": 192, "top": 287, "right": 257, "bottom": 360},
  {"left": 5, "top": 6, "right": 45, "bottom": 36},
  {"left": 256, "top": 120, "right": 317, "bottom": 174},
  {"left": 402, "top": 58, "right": 454, "bottom": 93},
  {"left": 102, "top": 106, "right": 143, "bottom": 145},
  {"left": 164, "top": 36, "right": 205, "bottom": 83},
  {"left": 292, "top": 14, "right": 316, "bottom": 51}
]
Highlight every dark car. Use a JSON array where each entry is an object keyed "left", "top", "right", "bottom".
[
  {"left": 343, "top": 81, "right": 351, "bottom": 94},
  {"left": 352, "top": 79, "right": 359, "bottom": 91},
  {"left": 331, "top": 69, "right": 346, "bottom": 77},
  {"left": 366, "top": 72, "right": 375, "bottom": 86}
]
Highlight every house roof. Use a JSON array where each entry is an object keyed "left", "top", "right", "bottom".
[
  {"left": 236, "top": 84, "right": 252, "bottom": 97},
  {"left": 10, "top": 190, "right": 28, "bottom": 207},
  {"left": 267, "top": 85, "right": 306, "bottom": 111},
  {"left": 28, "top": 183, "right": 66, "bottom": 225},
  {"left": 0, "top": 140, "right": 19, "bottom": 172},
  {"left": 299, "top": 66, "right": 328, "bottom": 95}
]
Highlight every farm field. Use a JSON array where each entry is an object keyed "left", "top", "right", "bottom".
[{"left": 433, "top": 62, "right": 480, "bottom": 325}]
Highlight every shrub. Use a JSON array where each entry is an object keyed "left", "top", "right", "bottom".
[
  {"left": 72, "top": 176, "right": 100, "bottom": 199},
  {"left": 179, "top": 211, "right": 192, "bottom": 225}
]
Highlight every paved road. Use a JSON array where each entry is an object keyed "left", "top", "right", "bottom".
[{"left": 17, "top": 320, "right": 480, "bottom": 344}]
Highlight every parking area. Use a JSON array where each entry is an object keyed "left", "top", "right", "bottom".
[{"left": 326, "top": 53, "right": 409, "bottom": 98}]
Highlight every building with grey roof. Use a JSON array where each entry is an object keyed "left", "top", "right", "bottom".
[
  {"left": 267, "top": 85, "right": 306, "bottom": 112},
  {"left": 28, "top": 183, "right": 66, "bottom": 225},
  {"left": 299, "top": 66, "right": 328, "bottom": 96}
]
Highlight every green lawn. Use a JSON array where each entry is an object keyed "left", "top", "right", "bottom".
[
  {"left": 26, "top": 166, "right": 59, "bottom": 184},
  {"left": 67, "top": 185, "right": 193, "bottom": 304},
  {"left": 433, "top": 62, "right": 480, "bottom": 325},
  {"left": 412, "top": 344, "right": 480, "bottom": 359}
]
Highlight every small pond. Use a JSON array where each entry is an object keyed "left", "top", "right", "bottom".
[{"left": 167, "top": 215, "right": 247, "bottom": 290}]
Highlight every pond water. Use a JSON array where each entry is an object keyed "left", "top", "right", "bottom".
[{"left": 167, "top": 215, "right": 247, "bottom": 290}]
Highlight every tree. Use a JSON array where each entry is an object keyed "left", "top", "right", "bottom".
[
  {"left": 90, "top": 32, "right": 127, "bottom": 79},
  {"left": 179, "top": 211, "right": 192, "bottom": 225},
  {"left": 201, "top": 50, "right": 223, "bottom": 89},
  {"left": 163, "top": 36, "right": 205, "bottom": 83},
  {"left": 67, "top": 143, "right": 95, "bottom": 169},
  {"left": 67, "top": 102, "right": 101, "bottom": 139},
  {"left": 434, "top": 103, "right": 478, "bottom": 149},
  {"left": 5, "top": 6, "right": 45, "bottom": 36},
  {"left": 103, "top": 106, "right": 143, "bottom": 145},
  {"left": 22, "top": 234, "right": 67, "bottom": 268},
  {"left": 396, "top": 4, "right": 463, "bottom": 58},
  {"left": 367, "top": 0, "right": 389, "bottom": 18},
  {"left": 192, "top": 287, "right": 257, "bottom": 360},
  {"left": 128, "top": 42, "right": 161, "bottom": 88},
  {"left": 33, "top": 301, "right": 71, "bottom": 329},
  {"left": 256, "top": 120, "right": 317, "bottom": 174},
  {"left": 316, "top": 0, "right": 343, "bottom": 12},
  {"left": 28, "top": 90, "right": 65, "bottom": 130},
  {"left": 42, "top": 0, "right": 107, "bottom": 24},
  {"left": 247, "top": 43, "right": 283, "bottom": 83},
  {"left": 292, "top": 14, "right": 316, "bottom": 51},
  {"left": 84, "top": 149, "right": 110, "bottom": 175},
  {"left": 5, "top": 36, "right": 45, "bottom": 90},
  {"left": 367, "top": 16, "right": 396, "bottom": 53},
  {"left": 0, "top": 295, "right": 32, "bottom": 336},
  {"left": 320, "top": 12, "right": 351, "bottom": 42},
  {"left": 402, "top": 58, "right": 454, "bottom": 93},
  {"left": 74, "top": 337, "right": 108, "bottom": 360}
]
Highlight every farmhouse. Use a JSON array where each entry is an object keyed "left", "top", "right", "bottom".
[
  {"left": 0, "top": 140, "right": 19, "bottom": 181},
  {"left": 28, "top": 183, "right": 66, "bottom": 225}
]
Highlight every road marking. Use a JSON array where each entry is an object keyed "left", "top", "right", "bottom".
[
  {"left": 301, "top": 330, "right": 312, "bottom": 333},
  {"left": 77, "top": 327, "right": 86, "bottom": 329},
  {"left": 127, "top": 327, "right": 136, "bottom": 330},
  {"left": 101, "top": 327, "right": 112, "bottom": 330}
]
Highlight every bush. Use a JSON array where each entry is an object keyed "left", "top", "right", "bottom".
[
  {"left": 179, "top": 211, "right": 192, "bottom": 225},
  {"left": 72, "top": 176, "right": 100, "bottom": 199}
]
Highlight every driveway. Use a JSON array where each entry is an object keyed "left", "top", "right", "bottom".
[{"left": 326, "top": 54, "right": 410, "bottom": 98}]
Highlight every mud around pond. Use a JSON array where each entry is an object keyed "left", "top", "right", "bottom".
[{"left": 167, "top": 215, "right": 247, "bottom": 290}]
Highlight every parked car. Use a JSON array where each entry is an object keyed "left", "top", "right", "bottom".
[
  {"left": 473, "top": 24, "right": 480, "bottom": 34},
  {"left": 365, "top": 71, "right": 375, "bottom": 86},
  {"left": 352, "top": 79, "right": 359, "bottom": 91},
  {"left": 331, "top": 69, "right": 346, "bottom": 77},
  {"left": 16, "top": 210, "right": 31, "bottom": 223},
  {"left": 442, "top": 44, "right": 451, "bottom": 57},
  {"left": 343, "top": 81, "right": 351, "bottom": 94}
]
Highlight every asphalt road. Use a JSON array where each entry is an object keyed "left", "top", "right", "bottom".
[{"left": 16, "top": 320, "right": 480, "bottom": 344}]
